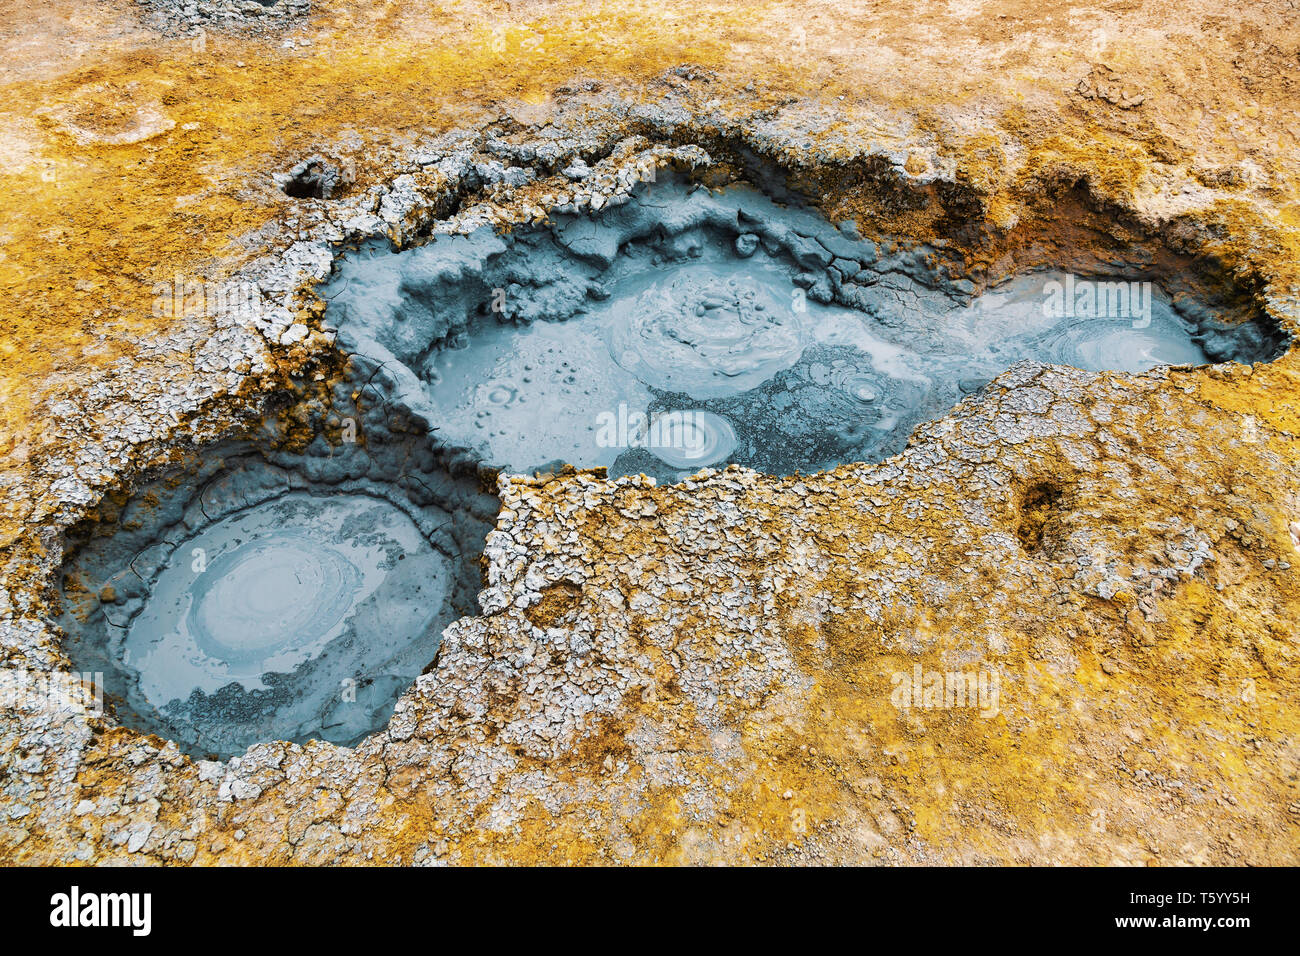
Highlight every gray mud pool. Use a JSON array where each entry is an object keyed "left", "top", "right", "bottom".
[
  {"left": 58, "top": 383, "right": 498, "bottom": 758},
  {"left": 58, "top": 173, "right": 1282, "bottom": 758},
  {"left": 325, "top": 175, "right": 1280, "bottom": 481}
]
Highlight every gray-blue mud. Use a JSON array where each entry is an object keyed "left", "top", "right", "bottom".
[
  {"left": 57, "top": 172, "right": 1284, "bottom": 759},
  {"left": 325, "top": 175, "right": 1282, "bottom": 482},
  {"left": 57, "top": 380, "right": 499, "bottom": 758}
]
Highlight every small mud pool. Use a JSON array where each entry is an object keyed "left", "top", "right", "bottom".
[
  {"left": 57, "top": 380, "right": 498, "bottom": 758},
  {"left": 325, "top": 175, "right": 1281, "bottom": 481}
]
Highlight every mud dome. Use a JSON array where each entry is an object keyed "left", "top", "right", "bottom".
[
  {"left": 55, "top": 377, "right": 498, "bottom": 759},
  {"left": 323, "top": 175, "right": 1282, "bottom": 481}
]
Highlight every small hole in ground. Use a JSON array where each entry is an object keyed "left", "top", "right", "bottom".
[
  {"left": 524, "top": 581, "right": 584, "bottom": 628},
  {"left": 281, "top": 159, "right": 341, "bottom": 200},
  {"left": 1017, "top": 481, "right": 1068, "bottom": 555}
]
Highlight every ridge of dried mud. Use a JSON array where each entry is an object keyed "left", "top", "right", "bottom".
[{"left": 0, "top": 0, "right": 1298, "bottom": 864}]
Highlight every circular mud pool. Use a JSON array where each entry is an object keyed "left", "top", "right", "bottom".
[{"left": 56, "top": 387, "right": 498, "bottom": 759}]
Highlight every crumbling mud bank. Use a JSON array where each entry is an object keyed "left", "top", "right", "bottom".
[{"left": 2, "top": 0, "right": 1299, "bottom": 865}]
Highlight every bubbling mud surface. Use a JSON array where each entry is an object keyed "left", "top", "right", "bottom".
[
  {"left": 57, "top": 380, "right": 498, "bottom": 758},
  {"left": 125, "top": 493, "right": 446, "bottom": 709},
  {"left": 325, "top": 175, "right": 1282, "bottom": 482}
]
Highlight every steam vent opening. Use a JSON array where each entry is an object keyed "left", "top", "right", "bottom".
[
  {"left": 56, "top": 378, "right": 499, "bottom": 759},
  {"left": 324, "top": 172, "right": 1284, "bottom": 482},
  {"left": 55, "top": 167, "right": 1286, "bottom": 761}
]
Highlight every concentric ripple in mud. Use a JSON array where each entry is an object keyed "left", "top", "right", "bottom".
[
  {"left": 125, "top": 493, "right": 446, "bottom": 709},
  {"left": 58, "top": 384, "right": 498, "bottom": 758},
  {"left": 642, "top": 410, "right": 739, "bottom": 468},
  {"left": 608, "top": 270, "right": 807, "bottom": 397}
]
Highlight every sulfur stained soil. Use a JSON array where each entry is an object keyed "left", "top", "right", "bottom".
[{"left": 0, "top": 0, "right": 1297, "bottom": 864}]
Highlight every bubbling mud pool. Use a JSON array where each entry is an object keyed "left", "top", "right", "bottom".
[
  {"left": 325, "top": 175, "right": 1282, "bottom": 482},
  {"left": 55, "top": 171, "right": 1284, "bottom": 759},
  {"left": 57, "top": 381, "right": 499, "bottom": 758}
]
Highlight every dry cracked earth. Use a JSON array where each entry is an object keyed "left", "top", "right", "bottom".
[{"left": 0, "top": 0, "right": 1298, "bottom": 865}]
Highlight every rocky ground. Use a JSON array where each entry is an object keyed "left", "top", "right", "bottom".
[{"left": 0, "top": 0, "right": 1297, "bottom": 864}]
